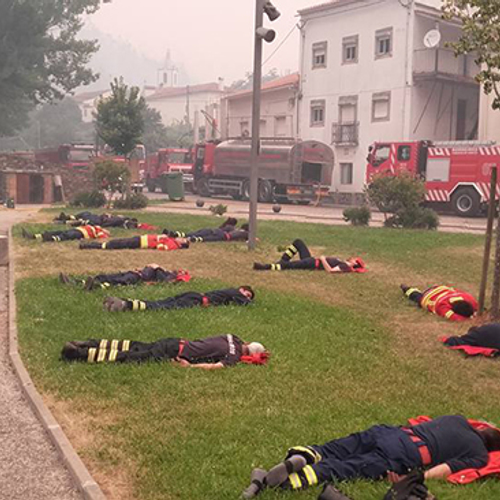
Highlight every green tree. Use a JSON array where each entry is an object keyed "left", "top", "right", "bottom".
[
  {"left": 141, "top": 105, "right": 168, "bottom": 154},
  {"left": 443, "top": 0, "right": 500, "bottom": 109},
  {"left": 94, "top": 159, "right": 131, "bottom": 207},
  {"left": 95, "top": 78, "right": 146, "bottom": 157},
  {"left": 0, "top": 98, "right": 93, "bottom": 151},
  {"left": 0, "top": 0, "right": 107, "bottom": 136},
  {"left": 165, "top": 121, "right": 194, "bottom": 148}
]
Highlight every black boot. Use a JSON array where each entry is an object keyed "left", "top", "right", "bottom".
[
  {"left": 253, "top": 263, "right": 271, "bottom": 271},
  {"left": 241, "top": 468, "right": 267, "bottom": 499},
  {"left": 265, "top": 455, "right": 307, "bottom": 488}
]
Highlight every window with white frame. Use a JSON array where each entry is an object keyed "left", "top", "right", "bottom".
[
  {"left": 340, "top": 163, "right": 353, "bottom": 185},
  {"left": 310, "top": 100, "right": 326, "bottom": 127},
  {"left": 342, "top": 35, "right": 359, "bottom": 64},
  {"left": 375, "top": 27, "right": 393, "bottom": 58},
  {"left": 338, "top": 95, "right": 358, "bottom": 124},
  {"left": 312, "top": 41, "right": 327, "bottom": 69},
  {"left": 372, "top": 91, "right": 391, "bottom": 122}
]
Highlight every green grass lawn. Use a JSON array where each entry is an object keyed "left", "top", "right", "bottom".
[{"left": 14, "top": 210, "right": 500, "bottom": 500}]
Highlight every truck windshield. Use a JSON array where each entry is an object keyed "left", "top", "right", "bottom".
[
  {"left": 68, "top": 149, "right": 94, "bottom": 162},
  {"left": 373, "top": 145, "right": 390, "bottom": 166},
  {"left": 168, "top": 152, "right": 189, "bottom": 164}
]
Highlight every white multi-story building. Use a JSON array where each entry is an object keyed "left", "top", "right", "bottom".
[
  {"left": 220, "top": 73, "right": 300, "bottom": 139},
  {"left": 146, "top": 82, "right": 225, "bottom": 129},
  {"left": 298, "top": 0, "right": 479, "bottom": 202}
]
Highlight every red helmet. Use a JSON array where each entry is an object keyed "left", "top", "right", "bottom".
[{"left": 351, "top": 257, "right": 367, "bottom": 273}]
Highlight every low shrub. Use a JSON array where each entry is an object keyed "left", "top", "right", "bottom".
[
  {"left": 384, "top": 206, "right": 439, "bottom": 230},
  {"left": 343, "top": 206, "right": 371, "bottom": 226},
  {"left": 209, "top": 204, "right": 228, "bottom": 216},
  {"left": 70, "top": 190, "right": 106, "bottom": 208},
  {"left": 113, "top": 193, "right": 149, "bottom": 209}
]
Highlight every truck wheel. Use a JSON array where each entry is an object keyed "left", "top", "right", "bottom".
[
  {"left": 258, "top": 180, "right": 273, "bottom": 203},
  {"left": 451, "top": 187, "right": 481, "bottom": 217},
  {"left": 196, "top": 177, "right": 211, "bottom": 197},
  {"left": 146, "top": 178, "right": 156, "bottom": 193},
  {"left": 241, "top": 180, "right": 251, "bottom": 201}
]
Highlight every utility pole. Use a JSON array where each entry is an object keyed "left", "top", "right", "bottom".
[
  {"left": 185, "top": 85, "right": 190, "bottom": 126},
  {"left": 248, "top": 0, "right": 280, "bottom": 250}
]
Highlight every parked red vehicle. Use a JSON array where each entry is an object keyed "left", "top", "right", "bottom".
[
  {"left": 366, "top": 140, "right": 500, "bottom": 217},
  {"left": 192, "top": 138, "right": 334, "bottom": 203},
  {"left": 144, "top": 148, "right": 193, "bottom": 192}
]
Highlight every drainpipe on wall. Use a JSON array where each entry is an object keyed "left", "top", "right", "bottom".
[
  {"left": 401, "top": 0, "right": 414, "bottom": 139},
  {"left": 297, "top": 20, "right": 306, "bottom": 139}
]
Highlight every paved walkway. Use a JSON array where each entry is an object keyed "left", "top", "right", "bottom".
[{"left": 0, "top": 206, "right": 82, "bottom": 500}]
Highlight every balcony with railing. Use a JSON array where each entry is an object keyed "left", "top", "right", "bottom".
[
  {"left": 413, "top": 48, "right": 479, "bottom": 84},
  {"left": 331, "top": 122, "right": 359, "bottom": 146}
]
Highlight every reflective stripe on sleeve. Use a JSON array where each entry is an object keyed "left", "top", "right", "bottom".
[
  {"left": 445, "top": 310, "right": 455, "bottom": 319},
  {"left": 108, "top": 349, "right": 118, "bottom": 362},
  {"left": 99, "top": 339, "right": 108, "bottom": 350},
  {"left": 111, "top": 340, "right": 119, "bottom": 351},
  {"left": 122, "top": 340, "right": 130, "bottom": 351}
]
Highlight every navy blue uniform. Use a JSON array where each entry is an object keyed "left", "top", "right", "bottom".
[
  {"left": 444, "top": 323, "right": 500, "bottom": 351},
  {"left": 292, "top": 415, "right": 488, "bottom": 485},
  {"left": 125, "top": 288, "right": 253, "bottom": 312}
]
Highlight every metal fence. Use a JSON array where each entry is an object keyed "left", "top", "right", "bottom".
[{"left": 331, "top": 122, "right": 359, "bottom": 146}]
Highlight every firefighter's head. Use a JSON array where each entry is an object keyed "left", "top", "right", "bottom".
[
  {"left": 239, "top": 285, "right": 255, "bottom": 301},
  {"left": 348, "top": 257, "right": 367, "bottom": 273},
  {"left": 478, "top": 427, "right": 500, "bottom": 451},
  {"left": 451, "top": 300, "right": 475, "bottom": 318}
]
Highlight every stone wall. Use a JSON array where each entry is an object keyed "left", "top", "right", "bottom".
[{"left": 0, "top": 154, "right": 95, "bottom": 203}]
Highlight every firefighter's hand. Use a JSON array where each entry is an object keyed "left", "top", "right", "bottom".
[
  {"left": 173, "top": 357, "right": 190, "bottom": 367},
  {"left": 387, "top": 471, "right": 407, "bottom": 483}
]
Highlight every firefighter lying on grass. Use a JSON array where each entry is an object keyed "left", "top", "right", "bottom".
[
  {"left": 401, "top": 284, "right": 478, "bottom": 321},
  {"left": 22, "top": 225, "right": 110, "bottom": 242},
  {"left": 54, "top": 211, "right": 140, "bottom": 229},
  {"left": 253, "top": 239, "right": 366, "bottom": 273},
  {"left": 61, "top": 334, "right": 269, "bottom": 368},
  {"left": 59, "top": 264, "right": 191, "bottom": 291},
  {"left": 79, "top": 234, "right": 190, "bottom": 251},
  {"left": 163, "top": 216, "right": 238, "bottom": 237},
  {"left": 241, "top": 415, "right": 500, "bottom": 500},
  {"left": 163, "top": 217, "right": 249, "bottom": 243},
  {"left": 102, "top": 285, "right": 255, "bottom": 312}
]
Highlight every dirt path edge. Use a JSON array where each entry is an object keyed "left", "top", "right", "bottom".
[{"left": 7, "top": 229, "right": 107, "bottom": 500}]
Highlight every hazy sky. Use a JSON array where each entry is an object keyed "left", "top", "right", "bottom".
[{"left": 87, "top": 0, "right": 322, "bottom": 85}]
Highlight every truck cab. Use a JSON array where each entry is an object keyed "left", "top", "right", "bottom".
[
  {"left": 145, "top": 148, "right": 193, "bottom": 192},
  {"left": 366, "top": 141, "right": 424, "bottom": 181}
]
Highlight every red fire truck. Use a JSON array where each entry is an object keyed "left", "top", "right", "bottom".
[
  {"left": 366, "top": 140, "right": 500, "bottom": 217},
  {"left": 34, "top": 144, "right": 95, "bottom": 169},
  {"left": 144, "top": 148, "right": 193, "bottom": 192},
  {"left": 192, "top": 138, "right": 334, "bottom": 203}
]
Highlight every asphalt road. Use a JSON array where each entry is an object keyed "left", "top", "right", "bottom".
[{"left": 146, "top": 193, "right": 489, "bottom": 234}]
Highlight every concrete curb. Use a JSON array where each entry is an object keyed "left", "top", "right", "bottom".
[{"left": 7, "top": 229, "right": 106, "bottom": 500}]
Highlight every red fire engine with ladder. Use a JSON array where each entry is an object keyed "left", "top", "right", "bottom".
[{"left": 366, "top": 140, "right": 500, "bottom": 217}]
